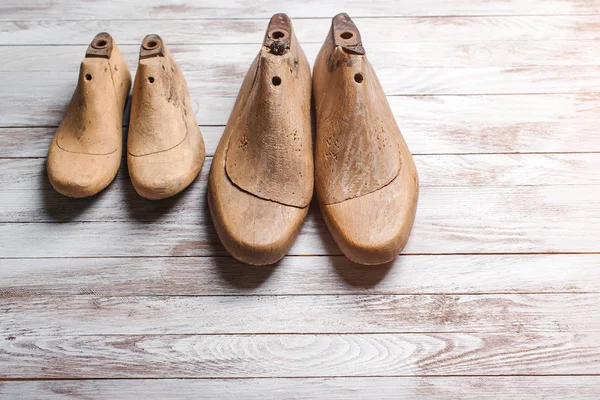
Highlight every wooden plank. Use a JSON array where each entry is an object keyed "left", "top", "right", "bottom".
[
  {"left": 3, "top": 66, "right": 600, "bottom": 128},
  {"left": 2, "top": 377, "right": 600, "bottom": 400},
  {"left": 0, "top": 186, "right": 598, "bottom": 256},
  {"left": 1, "top": 254, "right": 598, "bottom": 296},
  {"left": 1, "top": 183, "right": 598, "bottom": 255},
  {"left": 6, "top": 41, "right": 600, "bottom": 73},
  {"left": 1, "top": 0, "right": 598, "bottom": 20},
  {"left": 3, "top": 67, "right": 600, "bottom": 122},
  {"left": 0, "top": 127, "right": 226, "bottom": 158},
  {"left": 4, "top": 154, "right": 600, "bottom": 191},
  {"left": 1, "top": 294, "right": 599, "bottom": 335},
  {"left": 0, "top": 155, "right": 598, "bottom": 256},
  {"left": 3, "top": 16, "right": 600, "bottom": 45},
  {"left": 1, "top": 332, "right": 598, "bottom": 378},
  {"left": 2, "top": 94, "right": 599, "bottom": 155}
]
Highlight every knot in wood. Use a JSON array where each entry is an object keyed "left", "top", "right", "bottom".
[{"left": 270, "top": 40, "right": 288, "bottom": 55}]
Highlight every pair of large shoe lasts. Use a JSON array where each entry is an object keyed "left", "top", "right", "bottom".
[
  {"left": 47, "top": 33, "right": 205, "bottom": 200},
  {"left": 209, "top": 13, "right": 418, "bottom": 266}
]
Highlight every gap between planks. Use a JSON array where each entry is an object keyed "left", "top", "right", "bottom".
[{"left": 3, "top": 374, "right": 600, "bottom": 379}]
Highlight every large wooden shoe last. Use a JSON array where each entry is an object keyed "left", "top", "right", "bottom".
[
  {"left": 127, "top": 34, "right": 206, "bottom": 200},
  {"left": 47, "top": 33, "right": 131, "bottom": 198},
  {"left": 208, "top": 14, "right": 313, "bottom": 265},
  {"left": 313, "top": 14, "right": 419, "bottom": 265}
]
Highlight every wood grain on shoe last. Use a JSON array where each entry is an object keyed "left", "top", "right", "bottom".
[
  {"left": 208, "top": 14, "right": 313, "bottom": 265},
  {"left": 47, "top": 32, "right": 131, "bottom": 198},
  {"left": 314, "top": 14, "right": 419, "bottom": 265},
  {"left": 127, "top": 34, "right": 205, "bottom": 200}
]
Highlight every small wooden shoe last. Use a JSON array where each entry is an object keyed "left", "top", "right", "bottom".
[
  {"left": 313, "top": 14, "right": 419, "bottom": 265},
  {"left": 127, "top": 34, "right": 205, "bottom": 200},
  {"left": 208, "top": 14, "right": 313, "bottom": 265},
  {"left": 47, "top": 33, "right": 131, "bottom": 198}
]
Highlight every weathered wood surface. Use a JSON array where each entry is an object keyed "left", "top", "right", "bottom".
[
  {"left": 2, "top": 0, "right": 599, "bottom": 20},
  {"left": 2, "top": 377, "right": 600, "bottom": 400},
  {"left": 1, "top": 254, "right": 598, "bottom": 296},
  {"left": 0, "top": 204, "right": 596, "bottom": 256},
  {"left": 1, "top": 0, "right": 599, "bottom": 397},
  {"left": 6, "top": 153, "right": 600, "bottom": 193},
  {"left": 4, "top": 39, "right": 600, "bottom": 126},
  {"left": 2, "top": 294, "right": 599, "bottom": 335},
  {"left": 0, "top": 187, "right": 597, "bottom": 255},
  {"left": 4, "top": 67, "right": 600, "bottom": 128},
  {"left": 1, "top": 155, "right": 598, "bottom": 256},
  {"left": 1, "top": 332, "right": 599, "bottom": 378},
  {"left": 2, "top": 94, "right": 600, "bottom": 155},
  {"left": 8, "top": 41, "right": 600, "bottom": 72},
  {"left": 3, "top": 16, "right": 600, "bottom": 45}
]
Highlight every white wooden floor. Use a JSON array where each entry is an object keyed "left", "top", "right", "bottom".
[{"left": 1, "top": 1, "right": 600, "bottom": 398}]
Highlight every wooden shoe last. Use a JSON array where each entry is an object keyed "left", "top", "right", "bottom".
[
  {"left": 127, "top": 34, "right": 205, "bottom": 200},
  {"left": 47, "top": 33, "right": 131, "bottom": 198},
  {"left": 313, "top": 14, "right": 419, "bottom": 265},
  {"left": 208, "top": 14, "right": 313, "bottom": 265}
]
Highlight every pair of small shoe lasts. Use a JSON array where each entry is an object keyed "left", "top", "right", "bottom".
[
  {"left": 208, "top": 13, "right": 419, "bottom": 266},
  {"left": 47, "top": 33, "right": 205, "bottom": 200}
]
